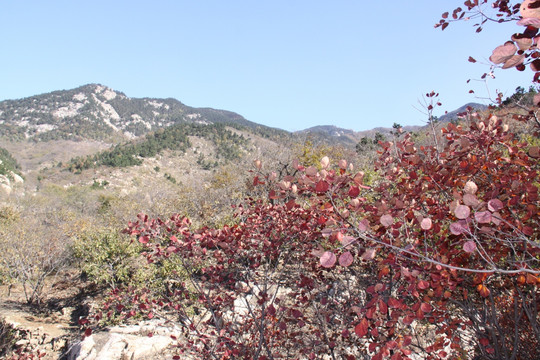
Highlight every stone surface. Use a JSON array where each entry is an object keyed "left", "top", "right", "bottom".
[{"left": 68, "top": 320, "right": 183, "bottom": 360}]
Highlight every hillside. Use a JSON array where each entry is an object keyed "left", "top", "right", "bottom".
[
  {"left": 0, "top": 84, "right": 287, "bottom": 142},
  {"left": 296, "top": 124, "right": 423, "bottom": 145}
]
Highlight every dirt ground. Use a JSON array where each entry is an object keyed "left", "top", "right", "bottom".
[{"left": 0, "top": 270, "right": 95, "bottom": 359}]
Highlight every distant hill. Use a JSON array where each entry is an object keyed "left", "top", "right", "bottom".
[
  {"left": 438, "top": 102, "right": 488, "bottom": 123},
  {"left": 0, "top": 84, "right": 491, "bottom": 153},
  {"left": 295, "top": 102, "right": 489, "bottom": 146},
  {"left": 0, "top": 84, "right": 286, "bottom": 142},
  {"left": 295, "top": 124, "right": 423, "bottom": 146}
]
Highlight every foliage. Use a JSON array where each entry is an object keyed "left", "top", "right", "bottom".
[
  {"left": 294, "top": 138, "right": 348, "bottom": 169},
  {"left": 66, "top": 122, "right": 249, "bottom": 172},
  {"left": 72, "top": 228, "right": 143, "bottom": 289},
  {"left": 82, "top": 114, "right": 539, "bottom": 359},
  {"left": 437, "top": 1, "right": 540, "bottom": 100},
  {"left": 0, "top": 147, "right": 22, "bottom": 179}
]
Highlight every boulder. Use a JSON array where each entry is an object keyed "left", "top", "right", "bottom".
[{"left": 68, "top": 320, "right": 184, "bottom": 360}]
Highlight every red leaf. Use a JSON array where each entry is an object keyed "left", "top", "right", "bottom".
[
  {"left": 464, "top": 180, "right": 478, "bottom": 194},
  {"left": 355, "top": 318, "right": 369, "bottom": 337},
  {"left": 502, "top": 54, "right": 525, "bottom": 69},
  {"left": 450, "top": 221, "right": 469, "bottom": 235},
  {"left": 487, "top": 199, "right": 504, "bottom": 212},
  {"left": 463, "top": 193, "right": 479, "bottom": 207},
  {"left": 477, "top": 284, "right": 490, "bottom": 297},
  {"left": 529, "top": 146, "right": 540, "bottom": 158},
  {"left": 348, "top": 186, "right": 360, "bottom": 198},
  {"left": 285, "top": 199, "right": 296, "bottom": 211},
  {"left": 139, "top": 235, "right": 149, "bottom": 244},
  {"left": 380, "top": 214, "right": 393, "bottom": 227},
  {"left": 474, "top": 211, "right": 492, "bottom": 224},
  {"left": 358, "top": 219, "right": 369, "bottom": 232},
  {"left": 523, "top": 226, "right": 534, "bottom": 236},
  {"left": 454, "top": 205, "right": 471, "bottom": 219},
  {"left": 420, "top": 302, "right": 432, "bottom": 313},
  {"left": 379, "top": 300, "right": 388, "bottom": 314},
  {"left": 316, "top": 180, "right": 330, "bottom": 193},
  {"left": 269, "top": 190, "right": 278, "bottom": 200},
  {"left": 417, "top": 280, "right": 430, "bottom": 290},
  {"left": 339, "top": 251, "right": 354, "bottom": 267},
  {"left": 420, "top": 218, "right": 432, "bottom": 230},
  {"left": 402, "top": 315, "right": 414, "bottom": 325},
  {"left": 489, "top": 42, "right": 517, "bottom": 64},
  {"left": 388, "top": 297, "right": 402, "bottom": 308},
  {"left": 320, "top": 251, "right": 337, "bottom": 268},
  {"left": 84, "top": 328, "right": 92, "bottom": 338}
]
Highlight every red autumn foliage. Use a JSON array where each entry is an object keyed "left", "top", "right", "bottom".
[
  {"left": 83, "top": 113, "right": 539, "bottom": 359},
  {"left": 436, "top": 1, "right": 540, "bottom": 91}
]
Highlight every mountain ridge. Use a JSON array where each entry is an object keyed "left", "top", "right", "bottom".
[
  {"left": 0, "top": 84, "right": 286, "bottom": 142},
  {"left": 0, "top": 84, "right": 488, "bottom": 145}
]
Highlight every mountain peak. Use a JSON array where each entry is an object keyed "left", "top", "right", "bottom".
[{"left": 0, "top": 85, "right": 260, "bottom": 142}]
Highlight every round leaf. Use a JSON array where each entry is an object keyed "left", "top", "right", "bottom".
[
  {"left": 339, "top": 251, "right": 354, "bottom": 267},
  {"left": 454, "top": 205, "right": 471, "bottom": 219},
  {"left": 488, "top": 199, "right": 504, "bottom": 212},
  {"left": 450, "top": 221, "right": 468, "bottom": 235},
  {"left": 358, "top": 219, "right": 369, "bottom": 232},
  {"left": 464, "top": 180, "right": 478, "bottom": 194},
  {"left": 463, "top": 194, "right": 479, "bottom": 207},
  {"left": 380, "top": 214, "right": 394, "bottom": 227},
  {"left": 512, "top": 34, "right": 534, "bottom": 50},
  {"left": 420, "top": 302, "right": 432, "bottom": 313},
  {"left": 521, "top": 0, "right": 540, "bottom": 19},
  {"left": 320, "top": 251, "right": 337, "bottom": 268},
  {"left": 305, "top": 166, "right": 318, "bottom": 176},
  {"left": 320, "top": 156, "right": 330, "bottom": 169},
  {"left": 517, "top": 17, "right": 540, "bottom": 27},
  {"left": 315, "top": 180, "right": 329, "bottom": 193},
  {"left": 420, "top": 218, "right": 432, "bottom": 230},
  {"left": 489, "top": 42, "right": 517, "bottom": 64},
  {"left": 463, "top": 240, "right": 477, "bottom": 253},
  {"left": 474, "top": 211, "right": 492, "bottom": 224},
  {"left": 502, "top": 54, "right": 525, "bottom": 69}
]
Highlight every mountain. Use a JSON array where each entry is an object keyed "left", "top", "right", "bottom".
[
  {"left": 295, "top": 102, "right": 489, "bottom": 145},
  {"left": 438, "top": 102, "right": 488, "bottom": 123},
  {"left": 0, "top": 84, "right": 285, "bottom": 142},
  {"left": 296, "top": 124, "right": 423, "bottom": 145}
]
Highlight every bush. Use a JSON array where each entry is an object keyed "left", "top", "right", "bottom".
[{"left": 72, "top": 228, "right": 142, "bottom": 289}]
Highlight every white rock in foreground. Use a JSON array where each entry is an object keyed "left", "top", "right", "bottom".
[{"left": 68, "top": 320, "right": 186, "bottom": 360}]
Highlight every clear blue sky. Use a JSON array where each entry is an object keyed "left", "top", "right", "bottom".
[{"left": 0, "top": 1, "right": 533, "bottom": 132}]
